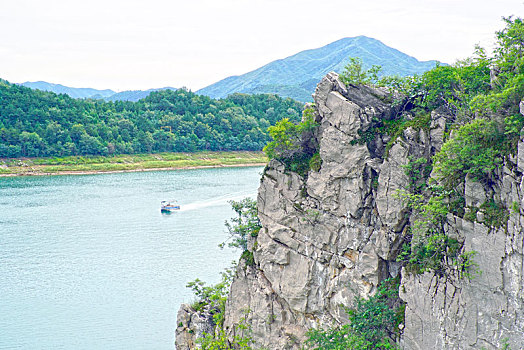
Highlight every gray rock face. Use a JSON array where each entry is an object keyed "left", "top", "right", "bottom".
[
  {"left": 221, "top": 73, "right": 427, "bottom": 349},
  {"left": 401, "top": 210, "right": 524, "bottom": 349},
  {"left": 429, "top": 111, "right": 447, "bottom": 152},
  {"left": 398, "top": 133, "right": 524, "bottom": 349},
  {"left": 464, "top": 175, "right": 487, "bottom": 208},
  {"left": 175, "top": 73, "right": 524, "bottom": 349},
  {"left": 223, "top": 260, "right": 308, "bottom": 349},
  {"left": 175, "top": 304, "right": 215, "bottom": 350}
]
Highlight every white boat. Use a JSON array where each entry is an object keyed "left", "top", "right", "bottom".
[{"left": 161, "top": 200, "right": 180, "bottom": 213}]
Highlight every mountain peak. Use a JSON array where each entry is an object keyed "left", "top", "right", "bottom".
[{"left": 197, "top": 36, "right": 441, "bottom": 102}]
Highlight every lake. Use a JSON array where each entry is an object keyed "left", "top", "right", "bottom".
[{"left": 0, "top": 166, "right": 263, "bottom": 350}]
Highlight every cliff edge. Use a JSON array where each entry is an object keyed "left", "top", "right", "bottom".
[{"left": 176, "top": 72, "right": 524, "bottom": 349}]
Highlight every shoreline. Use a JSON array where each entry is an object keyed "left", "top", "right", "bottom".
[
  {"left": 0, "top": 162, "right": 267, "bottom": 177},
  {"left": 0, "top": 151, "right": 268, "bottom": 177}
]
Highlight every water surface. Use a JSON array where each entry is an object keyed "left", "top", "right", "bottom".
[{"left": 0, "top": 166, "right": 263, "bottom": 349}]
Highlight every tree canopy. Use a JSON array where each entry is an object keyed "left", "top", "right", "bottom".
[{"left": 0, "top": 83, "right": 303, "bottom": 158}]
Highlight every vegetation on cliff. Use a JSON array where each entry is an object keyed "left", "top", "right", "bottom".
[
  {"left": 389, "top": 16, "right": 523, "bottom": 281},
  {"left": 185, "top": 198, "right": 260, "bottom": 349},
  {"left": 307, "top": 278, "right": 403, "bottom": 350},
  {"left": 302, "top": 16, "right": 522, "bottom": 350},
  {"left": 311, "top": 16, "right": 523, "bottom": 282},
  {"left": 220, "top": 197, "right": 261, "bottom": 266},
  {"left": 263, "top": 106, "right": 320, "bottom": 176},
  {"left": 339, "top": 57, "right": 382, "bottom": 86}
]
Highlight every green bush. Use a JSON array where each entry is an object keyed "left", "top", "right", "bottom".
[
  {"left": 263, "top": 107, "right": 319, "bottom": 176},
  {"left": 240, "top": 250, "right": 255, "bottom": 266},
  {"left": 186, "top": 264, "right": 236, "bottom": 328},
  {"left": 471, "top": 17, "right": 524, "bottom": 117},
  {"left": 480, "top": 199, "right": 509, "bottom": 231},
  {"left": 394, "top": 187, "right": 479, "bottom": 279},
  {"left": 219, "top": 198, "right": 261, "bottom": 268},
  {"left": 383, "top": 112, "right": 431, "bottom": 156},
  {"left": 376, "top": 18, "right": 522, "bottom": 123},
  {"left": 263, "top": 118, "right": 302, "bottom": 160},
  {"left": 401, "top": 156, "right": 432, "bottom": 193},
  {"left": 197, "top": 319, "right": 254, "bottom": 350},
  {"left": 306, "top": 278, "right": 402, "bottom": 350},
  {"left": 433, "top": 119, "right": 504, "bottom": 188}
]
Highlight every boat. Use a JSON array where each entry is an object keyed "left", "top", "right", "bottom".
[{"left": 161, "top": 200, "right": 181, "bottom": 213}]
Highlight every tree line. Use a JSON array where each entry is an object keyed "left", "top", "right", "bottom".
[{"left": 0, "top": 82, "right": 303, "bottom": 158}]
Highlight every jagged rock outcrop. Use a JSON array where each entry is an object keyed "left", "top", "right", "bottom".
[
  {"left": 175, "top": 304, "right": 215, "bottom": 349},
  {"left": 176, "top": 73, "right": 524, "bottom": 349}
]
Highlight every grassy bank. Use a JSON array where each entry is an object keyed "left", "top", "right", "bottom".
[{"left": 0, "top": 151, "right": 267, "bottom": 176}]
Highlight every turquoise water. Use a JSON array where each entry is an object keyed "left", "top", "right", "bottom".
[{"left": 0, "top": 166, "right": 263, "bottom": 350}]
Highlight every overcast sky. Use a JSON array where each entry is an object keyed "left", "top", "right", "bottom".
[{"left": 1, "top": 0, "right": 523, "bottom": 92}]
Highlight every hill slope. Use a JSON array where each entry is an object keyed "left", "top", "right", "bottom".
[
  {"left": 105, "top": 87, "right": 177, "bottom": 102},
  {"left": 197, "top": 36, "right": 441, "bottom": 101},
  {"left": 0, "top": 79, "right": 303, "bottom": 158},
  {"left": 21, "top": 81, "right": 115, "bottom": 99},
  {"left": 20, "top": 82, "right": 177, "bottom": 102}
]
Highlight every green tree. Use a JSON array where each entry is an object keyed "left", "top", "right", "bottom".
[
  {"left": 264, "top": 108, "right": 317, "bottom": 160},
  {"left": 340, "top": 57, "right": 382, "bottom": 86},
  {"left": 70, "top": 124, "right": 86, "bottom": 144},
  {"left": 197, "top": 319, "right": 253, "bottom": 350},
  {"left": 263, "top": 107, "right": 319, "bottom": 176},
  {"left": 263, "top": 118, "right": 302, "bottom": 160},
  {"left": 495, "top": 16, "right": 524, "bottom": 78},
  {"left": 221, "top": 198, "right": 261, "bottom": 268},
  {"left": 186, "top": 264, "right": 236, "bottom": 328},
  {"left": 78, "top": 134, "right": 106, "bottom": 155},
  {"left": 19, "top": 131, "right": 44, "bottom": 156}
]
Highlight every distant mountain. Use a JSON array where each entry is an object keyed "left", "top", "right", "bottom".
[
  {"left": 20, "top": 81, "right": 177, "bottom": 102},
  {"left": 105, "top": 87, "right": 177, "bottom": 102},
  {"left": 21, "top": 81, "right": 115, "bottom": 99},
  {"left": 197, "top": 36, "right": 442, "bottom": 102}
]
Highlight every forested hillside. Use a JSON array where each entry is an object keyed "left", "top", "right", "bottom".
[
  {"left": 20, "top": 81, "right": 177, "bottom": 102},
  {"left": 197, "top": 36, "right": 440, "bottom": 102},
  {"left": 0, "top": 83, "right": 302, "bottom": 158}
]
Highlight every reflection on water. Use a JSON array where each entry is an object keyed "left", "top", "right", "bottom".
[{"left": 0, "top": 166, "right": 262, "bottom": 350}]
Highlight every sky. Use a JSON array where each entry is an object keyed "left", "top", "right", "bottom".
[{"left": 1, "top": 0, "right": 523, "bottom": 92}]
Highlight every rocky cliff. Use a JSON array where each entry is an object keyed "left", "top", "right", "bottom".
[{"left": 176, "top": 72, "right": 524, "bottom": 349}]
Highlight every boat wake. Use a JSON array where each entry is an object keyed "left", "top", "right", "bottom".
[{"left": 179, "top": 192, "right": 256, "bottom": 212}]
